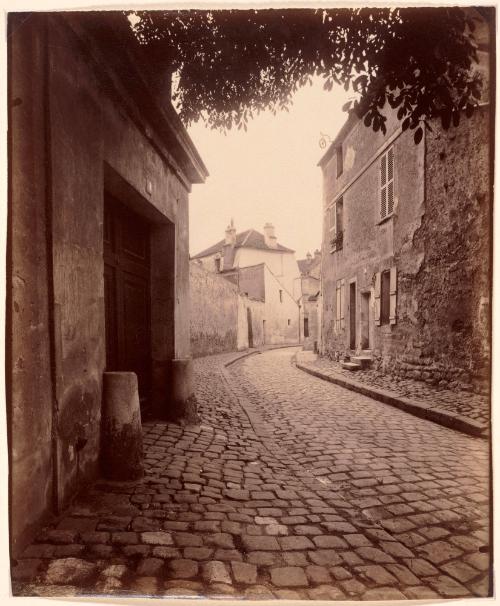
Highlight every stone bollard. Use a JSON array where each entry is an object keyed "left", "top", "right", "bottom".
[
  {"left": 101, "top": 372, "right": 143, "bottom": 480},
  {"left": 170, "top": 358, "right": 197, "bottom": 422}
]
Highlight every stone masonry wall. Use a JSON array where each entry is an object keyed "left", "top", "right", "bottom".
[
  {"left": 321, "top": 108, "right": 490, "bottom": 395},
  {"left": 377, "top": 107, "right": 491, "bottom": 394},
  {"left": 190, "top": 262, "right": 240, "bottom": 357},
  {"left": 9, "top": 14, "right": 197, "bottom": 556}
]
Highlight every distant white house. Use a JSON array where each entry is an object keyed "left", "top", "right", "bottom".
[{"left": 191, "top": 221, "right": 300, "bottom": 346}]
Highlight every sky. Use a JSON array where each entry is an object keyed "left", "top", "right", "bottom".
[{"left": 187, "top": 77, "right": 350, "bottom": 261}]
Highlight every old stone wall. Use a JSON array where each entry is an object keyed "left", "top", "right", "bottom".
[
  {"left": 8, "top": 14, "right": 201, "bottom": 556},
  {"left": 238, "top": 295, "right": 266, "bottom": 349},
  {"left": 190, "top": 262, "right": 239, "bottom": 356},
  {"left": 320, "top": 106, "right": 491, "bottom": 394},
  {"left": 263, "top": 265, "right": 300, "bottom": 345},
  {"left": 379, "top": 107, "right": 491, "bottom": 393},
  {"left": 321, "top": 110, "right": 425, "bottom": 360},
  {"left": 9, "top": 14, "right": 55, "bottom": 557}
]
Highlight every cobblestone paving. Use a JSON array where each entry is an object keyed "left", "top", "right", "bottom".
[
  {"left": 12, "top": 348, "right": 491, "bottom": 600},
  {"left": 309, "top": 356, "right": 489, "bottom": 425}
]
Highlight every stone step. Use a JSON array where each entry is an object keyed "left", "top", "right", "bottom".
[
  {"left": 341, "top": 361, "right": 362, "bottom": 371},
  {"left": 351, "top": 356, "right": 373, "bottom": 369}
]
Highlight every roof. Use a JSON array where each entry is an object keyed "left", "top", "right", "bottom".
[
  {"left": 297, "top": 256, "right": 321, "bottom": 275},
  {"left": 192, "top": 228, "right": 295, "bottom": 260}
]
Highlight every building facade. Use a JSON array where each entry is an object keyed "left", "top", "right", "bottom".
[
  {"left": 319, "top": 12, "right": 491, "bottom": 393},
  {"left": 192, "top": 222, "right": 300, "bottom": 346},
  {"left": 8, "top": 12, "right": 207, "bottom": 557},
  {"left": 296, "top": 251, "right": 321, "bottom": 350},
  {"left": 190, "top": 261, "right": 265, "bottom": 356}
]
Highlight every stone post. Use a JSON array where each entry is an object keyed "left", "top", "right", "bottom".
[
  {"left": 170, "top": 358, "right": 197, "bottom": 422},
  {"left": 101, "top": 372, "right": 143, "bottom": 480}
]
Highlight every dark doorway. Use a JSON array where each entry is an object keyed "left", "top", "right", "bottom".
[
  {"left": 247, "top": 307, "right": 254, "bottom": 348},
  {"left": 104, "top": 193, "right": 152, "bottom": 409},
  {"left": 349, "top": 282, "right": 356, "bottom": 350},
  {"left": 361, "top": 292, "right": 371, "bottom": 349},
  {"left": 304, "top": 317, "right": 309, "bottom": 338}
]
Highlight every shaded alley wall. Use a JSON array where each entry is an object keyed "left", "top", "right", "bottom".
[{"left": 190, "top": 262, "right": 239, "bottom": 356}]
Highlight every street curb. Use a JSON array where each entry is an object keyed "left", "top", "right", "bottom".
[
  {"left": 224, "top": 343, "right": 301, "bottom": 368},
  {"left": 223, "top": 350, "right": 261, "bottom": 367},
  {"left": 295, "top": 361, "right": 488, "bottom": 439}
]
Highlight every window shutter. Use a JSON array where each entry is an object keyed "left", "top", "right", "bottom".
[
  {"left": 387, "top": 147, "right": 394, "bottom": 181},
  {"left": 389, "top": 266, "right": 397, "bottom": 325},
  {"left": 380, "top": 154, "right": 387, "bottom": 219},
  {"left": 387, "top": 147, "right": 395, "bottom": 215},
  {"left": 335, "top": 282, "right": 340, "bottom": 331},
  {"left": 340, "top": 279, "right": 345, "bottom": 330},
  {"left": 374, "top": 272, "right": 381, "bottom": 326},
  {"left": 387, "top": 181, "right": 394, "bottom": 215},
  {"left": 380, "top": 147, "right": 395, "bottom": 219}
]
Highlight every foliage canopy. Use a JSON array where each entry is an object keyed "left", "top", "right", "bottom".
[{"left": 129, "top": 8, "right": 488, "bottom": 142}]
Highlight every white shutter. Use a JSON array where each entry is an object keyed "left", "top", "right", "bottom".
[
  {"left": 340, "top": 279, "right": 345, "bottom": 330},
  {"left": 335, "top": 282, "right": 340, "bottom": 331},
  {"left": 387, "top": 181, "right": 394, "bottom": 215},
  {"left": 389, "top": 266, "right": 397, "bottom": 325},
  {"left": 387, "top": 147, "right": 394, "bottom": 181},
  {"left": 380, "top": 147, "right": 395, "bottom": 219},
  {"left": 374, "top": 272, "right": 381, "bottom": 326},
  {"left": 387, "top": 147, "right": 395, "bottom": 215},
  {"left": 380, "top": 154, "right": 387, "bottom": 219}
]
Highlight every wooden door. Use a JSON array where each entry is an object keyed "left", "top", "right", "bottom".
[{"left": 104, "top": 194, "right": 151, "bottom": 408}]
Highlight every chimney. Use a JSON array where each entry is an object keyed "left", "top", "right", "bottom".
[
  {"left": 225, "top": 218, "right": 236, "bottom": 246},
  {"left": 314, "top": 249, "right": 321, "bottom": 260},
  {"left": 306, "top": 252, "right": 312, "bottom": 263},
  {"left": 263, "top": 222, "right": 278, "bottom": 248}
]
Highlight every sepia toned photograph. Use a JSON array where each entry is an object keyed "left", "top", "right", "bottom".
[{"left": 6, "top": 4, "right": 493, "bottom": 601}]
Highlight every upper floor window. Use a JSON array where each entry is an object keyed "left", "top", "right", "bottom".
[
  {"left": 329, "top": 196, "right": 344, "bottom": 252},
  {"left": 336, "top": 146, "right": 343, "bottom": 177},
  {"left": 214, "top": 256, "right": 221, "bottom": 272},
  {"left": 380, "top": 146, "right": 395, "bottom": 220},
  {"left": 279, "top": 290, "right": 283, "bottom": 303}
]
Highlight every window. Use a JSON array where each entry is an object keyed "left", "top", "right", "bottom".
[
  {"left": 279, "top": 290, "right": 283, "bottom": 302},
  {"left": 214, "top": 256, "right": 221, "bottom": 272},
  {"left": 380, "top": 146, "right": 395, "bottom": 220},
  {"left": 335, "top": 279, "right": 345, "bottom": 331},
  {"left": 304, "top": 317, "right": 309, "bottom": 338},
  {"left": 287, "top": 319, "right": 291, "bottom": 326},
  {"left": 329, "top": 196, "right": 344, "bottom": 252},
  {"left": 336, "top": 146, "right": 343, "bottom": 177}
]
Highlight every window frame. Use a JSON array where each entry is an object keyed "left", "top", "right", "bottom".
[
  {"left": 379, "top": 145, "right": 395, "bottom": 222},
  {"left": 335, "top": 278, "right": 345, "bottom": 332},
  {"left": 336, "top": 145, "right": 343, "bottom": 178},
  {"left": 328, "top": 196, "right": 344, "bottom": 253}
]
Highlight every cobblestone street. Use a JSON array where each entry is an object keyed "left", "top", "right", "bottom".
[
  {"left": 306, "top": 356, "right": 489, "bottom": 426},
  {"left": 12, "top": 347, "right": 491, "bottom": 600}
]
